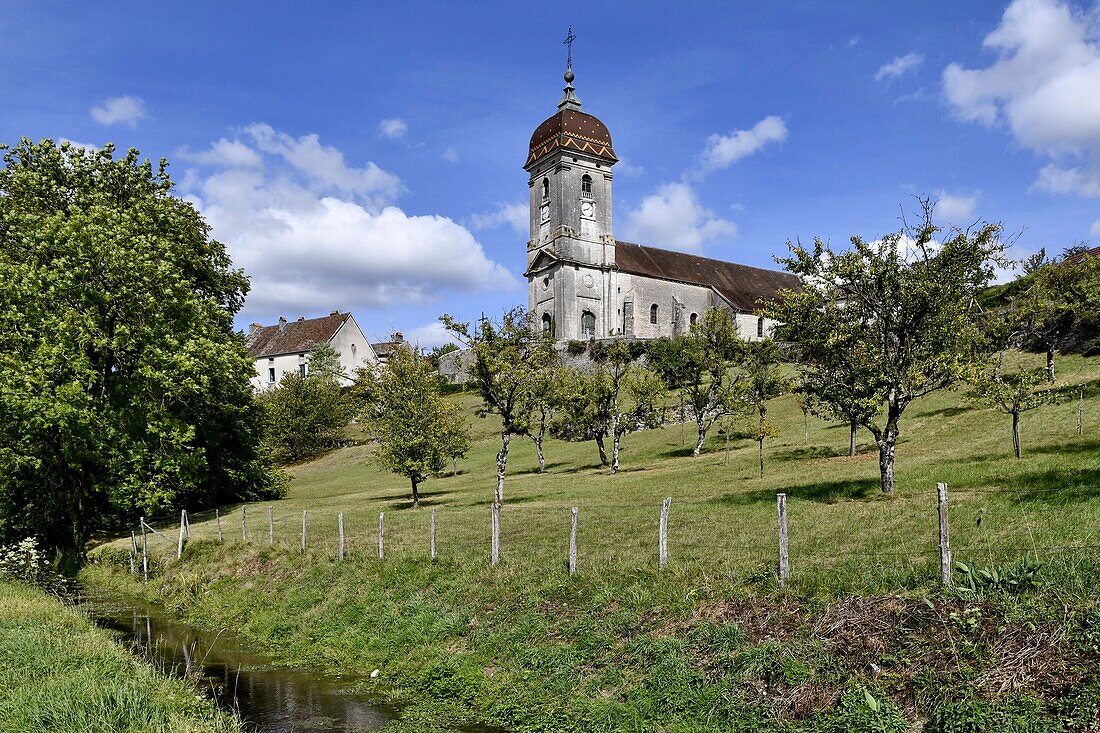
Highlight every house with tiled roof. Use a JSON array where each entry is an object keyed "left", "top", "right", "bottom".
[
  {"left": 523, "top": 64, "right": 799, "bottom": 342},
  {"left": 245, "top": 310, "right": 377, "bottom": 390}
]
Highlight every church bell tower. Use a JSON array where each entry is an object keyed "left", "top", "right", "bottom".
[{"left": 524, "top": 55, "right": 619, "bottom": 341}]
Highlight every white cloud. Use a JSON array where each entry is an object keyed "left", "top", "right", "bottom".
[
  {"left": 876, "top": 52, "right": 925, "bottom": 81},
  {"left": 943, "top": 0, "right": 1100, "bottom": 196},
  {"left": 469, "top": 202, "right": 528, "bottom": 235},
  {"left": 848, "top": 35, "right": 862, "bottom": 48},
  {"left": 181, "top": 126, "right": 516, "bottom": 321},
  {"left": 442, "top": 146, "right": 460, "bottom": 163},
  {"left": 1090, "top": 218, "right": 1100, "bottom": 237},
  {"left": 90, "top": 95, "right": 147, "bottom": 127},
  {"left": 178, "top": 138, "right": 263, "bottom": 168},
  {"left": 623, "top": 182, "right": 736, "bottom": 253},
  {"left": 934, "top": 190, "right": 981, "bottom": 223},
  {"left": 405, "top": 321, "right": 456, "bottom": 349},
  {"left": 378, "top": 118, "right": 408, "bottom": 140},
  {"left": 697, "top": 115, "right": 788, "bottom": 174}
]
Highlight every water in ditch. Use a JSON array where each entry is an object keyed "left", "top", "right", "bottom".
[{"left": 79, "top": 591, "right": 460, "bottom": 732}]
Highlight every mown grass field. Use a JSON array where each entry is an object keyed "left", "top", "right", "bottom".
[
  {"left": 87, "top": 350, "right": 1100, "bottom": 732},
  {"left": 0, "top": 580, "right": 241, "bottom": 733}
]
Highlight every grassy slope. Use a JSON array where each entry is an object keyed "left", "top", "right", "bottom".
[
  {"left": 0, "top": 580, "right": 241, "bottom": 733},
  {"left": 86, "top": 351, "right": 1100, "bottom": 732}
]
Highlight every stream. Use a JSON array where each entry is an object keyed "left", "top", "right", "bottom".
[{"left": 78, "top": 591, "right": 452, "bottom": 732}]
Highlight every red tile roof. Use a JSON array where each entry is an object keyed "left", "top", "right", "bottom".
[
  {"left": 614, "top": 241, "right": 800, "bottom": 311},
  {"left": 246, "top": 312, "right": 350, "bottom": 358}
]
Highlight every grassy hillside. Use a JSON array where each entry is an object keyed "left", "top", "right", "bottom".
[
  {"left": 0, "top": 580, "right": 241, "bottom": 733},
  {"left": 86, "top": 350, "right": 1100, "bottom": 731}
]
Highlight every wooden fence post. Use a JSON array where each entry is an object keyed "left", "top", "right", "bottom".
[
  {"left": 241, "top": 506, "right": 248, "bottom": 541},
  {"left": 659, "top": 497, "right": 671, "bottom": 570},
  {"left": 301, "top": 510, "right": 307, "bottom": 551},
  {"left": 777, "top": 493, "right": 790, "bottom": 587},
  {"left": 938, "top": 482, "right": 952, "bottom": 586},
  {"left": 268, "top": 506, "right": 274, "bottom": 546},
  {"left": 141, "top": 518, "right": 148, "bottom": 583},
  {"left": 568, "top": 507, "right": 578, "bottom": 576},
  {"left": 338, "top": 512, "right": 346, "bottom": 561},
  {"left": 129, "top": 532, "right": 137, "bottom": 575},
  {"left": 177, "top": 510, "right": 187, "bottom": 559},
  {"left": 491, "top": 503, "right": 500, "bottom": 566},
  {"left": 430, "top": 509, "right": 437, "bottom": 561},
  {"left": 378, "top": 512, "right": 385, "bottom": 561},
  {"left": 1078, "top": 387, "right": 1085, "bottom": 436},
  {"left": 215, "top": 509, "right": 222, "bottom": 543},
  {"left": 184, "top": 510, "right": 190, "bottom": 540}
]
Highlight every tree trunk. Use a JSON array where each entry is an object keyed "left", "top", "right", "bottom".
[
  {"left": 411, "top": 477, "right": 420, "bottom": 508},
  {"left": 692, "top": 414, "right": 706, "bottom": 457},
  {"left": 495, "top": 431, "right": 509, "bottom": 503},
  {"left": 1012, "top": 410, "right": 1021, "bottom": 459},
  {"left": 611, "top": 429, "right": 622, "bottom": 475},
  {"left": 724, "top": 425, "right": 730, "bottom": 466},
  {"left": 758, "top": 438, "right": 764, "bottom": 479},
  {"left": 530, "top": 434, "right": 545, "bottom": 473},
  {"left": 875, "top": 428, "right": 898, "bottom": 495},
  {"left": 849, "top": 421, "right": 857, "bottom": 457},
  {"left": 1046, "top": 348, "right": 1055, "bottom": 383},
  {"left": 452, "top": 457, "right": 458, "bottom": 476},
  {"left": 804, "top": 410, "right": 809, "bottom": 442},
  {"left": 595, "top": 434, "right": 608, "bottom": 466}
]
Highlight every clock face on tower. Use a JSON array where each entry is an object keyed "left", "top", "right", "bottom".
[{"left": 580, "top": 201, "right": 594, "bottom": 218}]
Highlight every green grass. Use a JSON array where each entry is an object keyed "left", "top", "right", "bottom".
[
  {"left": 86, "top": 350, "right": 1100, "bottom": 731},
  {"left": 0, "top": 580, "right": 241, "bottom": 733}
]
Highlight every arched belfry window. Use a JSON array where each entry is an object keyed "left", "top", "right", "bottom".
[
  {"left": 542, "top": 178, "right": 549, "bottom": 200},
  {"left": 542, "top": 313, "right": 553, "bottom": 336},
  {"left": 581, "top": 310, "right": 596, "bottom": 337},
  {"left": 581, "top": 174, "right": 592, "bottom": 198},
  {"left": 757, "top": 317, "right": 765, "bottom": 338},
  {"left": 650, "top": 304, "right": 659, "bottom": 324}
]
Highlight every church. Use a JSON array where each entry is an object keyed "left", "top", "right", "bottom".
[{"left": 524, "top": 65, "right": 799, "bottom": 342}]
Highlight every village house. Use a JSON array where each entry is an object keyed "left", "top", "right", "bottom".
[{"left": 246, "top": 310, "right": 378, "bottom": 391}]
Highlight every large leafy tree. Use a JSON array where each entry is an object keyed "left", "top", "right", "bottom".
[
  {"left": 647, "top": 308, "right": 745, "bottom": 457},
  {"left": 765, "top": 203, "right": 1003, "bottom": 494},
  {"left": 0, "top": 140, "right": 282, "bottom": 562},
  {"left": 361, "top": 346, "right": 470, "bottom": 507},
  {"left": 258, "top": 371, "right": 354, "bottom": 465},
  {"left": 441, "top": 308, "right": 557, "bottom": 503}
]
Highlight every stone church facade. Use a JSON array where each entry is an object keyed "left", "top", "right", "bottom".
[{"left": 524, "top": 67, "right": 799, "bottom": 343}]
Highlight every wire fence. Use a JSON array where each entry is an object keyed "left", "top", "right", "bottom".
[{"left": 124, "top": 480, "right": 1100, "bottom": 590}]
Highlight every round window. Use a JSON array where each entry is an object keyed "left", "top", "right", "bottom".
[{"left": 583, "top": 274, "right": 595, "bottom": 288}]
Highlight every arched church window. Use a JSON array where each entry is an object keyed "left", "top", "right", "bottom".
[
  {"left": 542, "top": 178, "right": 549, "bottom": 200},
  {"left": 581, "top": 174, "right": 592, "bottom": 198},
  {"left": 689, "top": 312, "right": 698, "bottom": 327},
  {"left": 542, "top": 313, "right": 554, "bottom": 336},
  {"left": 650, "top": 304, "right": 659, "bottom": 324},
  {"left": 757, "top": 317, "right": 765, "bottom": 338},
  {"left": 581, "top": 310, "right": 596, "bottom": 337}
]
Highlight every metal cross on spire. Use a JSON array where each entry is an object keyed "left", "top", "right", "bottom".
[{"left": 564, "top": 26, "right": 576, "bottom": 67}]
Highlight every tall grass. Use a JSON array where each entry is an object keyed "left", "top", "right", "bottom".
[{"left": 0, "top": 581, "right": 240, "bottom": 733}]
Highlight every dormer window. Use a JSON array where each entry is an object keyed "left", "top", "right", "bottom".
[
  {"left": 542, "top": 178, "right": 549, "bottom": 200},
  {"left": 581, "top": 175, "right": 593, "bottom": 199}
]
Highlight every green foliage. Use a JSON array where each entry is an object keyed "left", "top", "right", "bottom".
[
  {"left": 0, "top": 139, "right": 280, "bottom": 561},
  {"left": 258, "top": 371, "right": 353, "bottom": 464},
  {"left": 953, "top": 555, "right": 1043, "bottom": 596},
  {"left": 426, "top": 342, "right": 459, "bottom": 368},
  {"left": 765, "top": 200, "right": 1004, "bottom": 492},
  {"left": 0, "top": 580, "right": 242, "bottom": 732},
  {"left": 739, "top": 341, "right": 790, "bottom": 477},
  {"left": 823, "top": 687, "right": 909, "bottom": 733},
  {"left": 306, "top": 341, "right": 346, "bottom": 384},
  {"left": 1011, "top": 249, "right": 1100, "bottom": 371},
  {"left": 0, "top": 538, "right": 47, "bottom": 584},
  {"left": 968, "top": 365, "right": 1060, "bottom": 457},
  {"left": 928, "top": 696, "right": 1062, "bottom": 733},
  {"left": 647, "top": 308, "right": 745, "bottom": 456},
  {"left": 361, "top": 346, "right": 470, "bottom": 505}
]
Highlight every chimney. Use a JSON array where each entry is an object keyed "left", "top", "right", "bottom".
[
  {"left": 297, "top": 316, "right": 305, "bottom": 321},
  {"left": 278, "top": 316, "right": 287, "bottom": 332},
  {"left": 248, "top": 323, "right": 262, "bottom": 336},
  {"left": 393, "top": 331, "right": 404, "bottom": 343},
  {"left": 330, "top": 309, "right": 340, "bottom": 316}
]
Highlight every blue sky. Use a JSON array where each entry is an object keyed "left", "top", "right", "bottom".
[{"left": 2, "top": 1, "right": 1098, "bottom": 346}]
